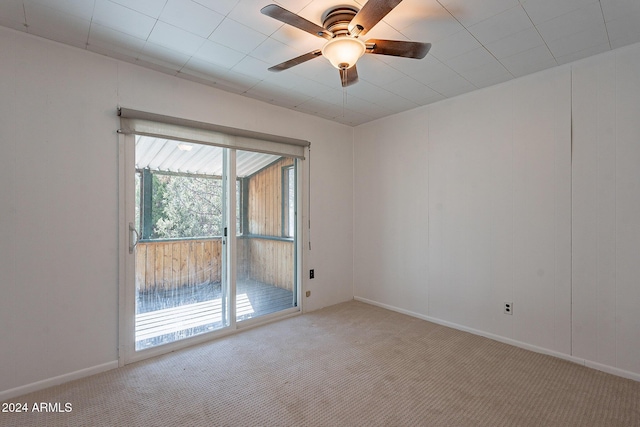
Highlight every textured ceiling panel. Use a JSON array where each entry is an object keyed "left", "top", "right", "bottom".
[{"left": 4, "top": 0, "right": 640, "bottom": 125}]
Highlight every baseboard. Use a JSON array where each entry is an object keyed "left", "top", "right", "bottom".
[
  {"left": 0, "top": 360, "right": 118, "bottom": 402},
  {"left": 354, "top": 296, "right": 640, "bottom": 383},
  {"left": 584, "top": 360, "right": 640, "bottom": 382}
]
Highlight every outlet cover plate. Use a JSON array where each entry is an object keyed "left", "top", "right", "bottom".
[{"left": 504, "top": 302, "right": 513, "bottom": 315}]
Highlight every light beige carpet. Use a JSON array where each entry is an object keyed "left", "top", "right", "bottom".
[{"left": 1, "top": 301, "right": 639, "bottom": 426}]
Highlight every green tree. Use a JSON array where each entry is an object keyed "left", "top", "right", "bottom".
[
  {"left": 152, "top": 174, "right": 223, "bottom": 238},
  {"left": 151, "top": 174, "right": 168, "bottom": 236}
]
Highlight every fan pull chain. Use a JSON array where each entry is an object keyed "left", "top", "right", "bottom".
[
  {"left": 343, "top": 86, "right": 347, "bottom": 118},
  {"left": 341, "top": 67, "right": 347, "bottom": 118}
]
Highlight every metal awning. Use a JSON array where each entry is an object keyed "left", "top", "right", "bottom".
[{"left": 135, "top": 135, "right": 282, "bottom": 177}]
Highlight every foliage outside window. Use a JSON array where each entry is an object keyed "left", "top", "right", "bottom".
[{"left": 138, "top": 170, "right": 240, "bottom": 240}]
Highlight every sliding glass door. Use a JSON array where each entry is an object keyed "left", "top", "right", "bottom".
[
  {"left": 235, "top": 150, "right": 298, "bottom": 323},
  {"left": 122, "top": 134, "right": 300, "bottom": 362},
  {"left": 133, "top": 137, "right": 229, "bottom": 351}
]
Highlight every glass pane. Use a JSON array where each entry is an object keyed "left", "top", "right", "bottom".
[
  {"left": 236, "top": 152, "right": 297, "bottom": 322},
  {"left": 134, "top": 136, "right": 228, "bottom": 350},
  {"left": 148, "top": 173, "right": 223, "bottom": 239}
]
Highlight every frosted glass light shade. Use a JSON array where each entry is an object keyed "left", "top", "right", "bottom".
[{"left": 321, "top": 37, "right": 366, "bottom": 69}]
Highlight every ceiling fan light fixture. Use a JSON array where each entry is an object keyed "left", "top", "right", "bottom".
[{"left": 321, "top": 37, "right": 366, "bottom": 69}]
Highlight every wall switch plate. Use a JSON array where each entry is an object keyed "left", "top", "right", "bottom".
[
  {"left": 504, "top": 302, "right": 513, "bottom": 315},
  {"left": 306, "top": 290, "right": 311, "bottom": 297},
  {"left": 310, "top": 269, "right": 314, "bottom": 279}
]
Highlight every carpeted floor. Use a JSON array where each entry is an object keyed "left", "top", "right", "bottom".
[{"left": 1, "top": 300, "right": 639, "bottom": 426}]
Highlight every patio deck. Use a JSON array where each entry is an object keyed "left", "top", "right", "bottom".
[{"left": 135, "top": 280, "right": 295, "bottom": 350}]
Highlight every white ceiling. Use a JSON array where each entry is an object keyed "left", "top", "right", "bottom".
[{"left": 2, "top": 0, "right": 639, "bottom": 126}]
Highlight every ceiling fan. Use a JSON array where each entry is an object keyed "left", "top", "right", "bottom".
[{"left": 260, "top": 0, "right": 431, "bottom": 87}]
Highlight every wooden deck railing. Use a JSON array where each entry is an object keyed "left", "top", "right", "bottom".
[
  {"left": 135, "top": 238, "right": 222, "bottom": 292},
  {"left": 240, "top": 237, "right": 294, "bottom": 291},
  {"left": 135, "top": 237, "right": 294, "bottom": 292}
]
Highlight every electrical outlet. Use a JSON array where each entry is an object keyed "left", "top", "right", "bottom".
[
  {"left": 504, "top": 302, "right": 513, "bottom": 315},
  {"left": 309, "top": 269, "right": 314, "bottom": 279},
  {"left": 306, "top": 290, "right": 311, "bottom": 297}
]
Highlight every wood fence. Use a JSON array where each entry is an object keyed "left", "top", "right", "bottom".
[
  {"left": 243, "top": 238, "right": 294, "bottom": 291},
  {"left": 136, "top": 237, "right": 293, "bottom": 292},
  {"left": 247, "top": 157, "right": 294, "bottom": 236},
  {"left": 135, "top": 239, "right": 222, "bottom": 292}
]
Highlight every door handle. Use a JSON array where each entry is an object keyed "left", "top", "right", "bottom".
[{"left": 129, "top": 222, "right": 139, "bottom": 254}]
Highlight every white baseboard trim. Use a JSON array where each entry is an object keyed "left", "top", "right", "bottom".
[
  {"left": 354, "top": 296, "right": 640, "bottom": 383},
  {"left": 0, "top": 360, "right": 118, "bottom": 402},
  {"left": 583, "top": 360, "right": 640, "bottom": 382}
]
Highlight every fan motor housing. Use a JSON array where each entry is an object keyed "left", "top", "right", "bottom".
[{"left": 322, "top": 6, "right": 359, "bottom": 35}]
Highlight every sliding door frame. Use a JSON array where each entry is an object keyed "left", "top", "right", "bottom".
[
  {"left": 118, "top": 133, "right": 134, "bottom": 367},
  {"left": 118, "top": 135, "right": 306, "bottom": 366}
]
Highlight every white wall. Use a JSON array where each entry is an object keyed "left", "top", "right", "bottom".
[
  {"left": 0, "top": 27, "right": 354, "bottom": 398},
  {"left": 572, "top": 44, "right": 640, "bottom": 377},
  {"left": 428, "top": 67, "right": 572, "bottom": 355},
  {"left": 354, "top": 44, "right": 640, "bottom": 380},
  {"left": 353, "top": 108, "right": 428, "bottom": 314}
]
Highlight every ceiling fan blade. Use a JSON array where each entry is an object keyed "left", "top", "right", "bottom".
[
  {"left": 339, "top": 65, "right": 359, "bottom": 87},
  {"left": 348, "top": 0, "right": 403, "bottom": 37},
  {"left": 268, "top": 50, "right": 323, "bottom": 72},
  {"left": 365, "top": 39, "right": 431, "bottom": 59},
  {"left": 261, "top": 4, "right": 333, "bottom": 39}
]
